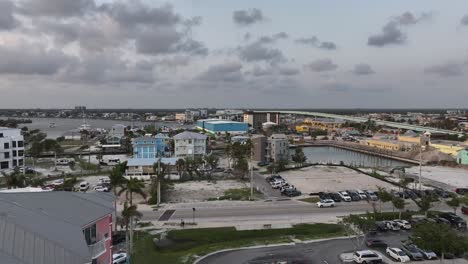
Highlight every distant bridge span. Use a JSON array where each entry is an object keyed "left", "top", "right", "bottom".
[{"left": 255, "top": 110, "right": 465, "bottom": 136}]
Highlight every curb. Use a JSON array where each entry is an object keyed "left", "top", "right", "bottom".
[{"left": 193, "top": 236, "right": 351, "bottom": 264}]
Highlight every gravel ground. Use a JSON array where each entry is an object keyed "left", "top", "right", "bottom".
[
  {"left": 166, "top": 180, "right": 249, "bottom": 203},
  {"left": 280, "top": 165, "right": 397, "bottom": 193},
  {"left": 407, "top": 165, "right": 468, "bottom": 188}
]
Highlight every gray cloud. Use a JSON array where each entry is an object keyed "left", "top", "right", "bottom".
[
  {"left": 304, "top": 59, "right": 338, "bottom": 72},
  {"left": 322, "top": 82, "right": 351, "bottom": 92},
  {"left": 461, "top": 15, "right": 468, "bottom": 25},
  {"left": 197, "top": 62, "right": 244, "bottom": 82},
  {"left": 0, "top": 0, "right": 19, "bottom": 30},
  {"left": 278, "top": 67, "right": 300, "bottom": 76},
  {"left": 19, "top": 0, "right": 96, "bottom": 17},
  {"left": 238, "top": 43, "right": 285, "bottom": 63},
  {"left": 424, "top": 62, "right": 464, "bottom": 77},
  {"left": 135, "top": 28, "right": 182, "bottom": 55},
  {"left": 233, "top": 8, "right": 264, "bottom": 26},
  {"left": 352, "top": 63, "right": 375, "bottom": 75},
  {"left": 250, "top": 66, "right": 274, "bottom": 77},
  {"left": 0, "top": 43, "right": 75, "bottom": 75},
  {"left": 257, "top": 32, "right": 288, "bottom": 44},
  {"left": 295, "top": 36, "right": 337, "bottom": 50},
  {"left": 368, "top": 11, "right": 431, "bottom": 47}
]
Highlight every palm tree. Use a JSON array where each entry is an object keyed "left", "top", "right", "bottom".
[
  {"left": 119, "top": 177, "right": 147, "bottom": 205},
  {"left": 175, "top": 158, "right": 185, "bottom": 178},
  {"left": 2, "top": 169, "right": 25, "bottom": 189},
  {"left": 392, "top": 197, "right": 405, "bottom": 219},
  {"left": 376, "top": 187, "right": 393, "bottom": 213},
  {"left": 152, "top": 160, "right": 167, "bottom": 206},
  {"left": 121, "top": 201, "right": 142, "bottom": 259},
  {"left": 109, "top": 167, "right": 128, "bottom": 232}
]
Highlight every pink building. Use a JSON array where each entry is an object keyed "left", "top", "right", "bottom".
[{"left": 0, "top": 192, "right": 115, "bottom": 264}]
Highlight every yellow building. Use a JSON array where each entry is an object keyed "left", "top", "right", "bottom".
[
  {"left": 431, "top": 143, "right": 464, "bottom": 156},
  {"left": 296, "top": 125, "right": 310, "bottom": 133},
  {"left": 398, "top": 135, "right": 420, "bottom": 144},
  {"left": 365, "top": 139, "right": 404, "bottom": 151},
  {"left": 296, "top": 118, "right": 343, "bottom": 132}
]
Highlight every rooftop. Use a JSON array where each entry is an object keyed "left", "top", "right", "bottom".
[
  {"left": 198, "top": 119, "right": 247, "bottom": 125},
  {"left": 173, "top": 131, "right": 208, "bottom": 140}
]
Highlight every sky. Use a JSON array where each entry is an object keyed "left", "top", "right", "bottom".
[{"left": 0, "top": 0, "right": 468, "bottom": 109}]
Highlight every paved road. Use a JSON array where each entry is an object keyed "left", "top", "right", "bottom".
[
  {"left": 197, "top": 231, "right": 411, "bottom": 264},
  {"left": 252, "top": 171, "right": 282, "bottom": 199},
  {"left": 141, "top": 199, "right": 451, "bottom": 224}
]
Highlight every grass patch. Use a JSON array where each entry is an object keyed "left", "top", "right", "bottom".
[
  {"left": 133, "top": 223, "right": 345, "bottom": 264},
  {"left": 299, "top": 197, "right": 320, "bottom": 203},
  {"left": 78, "top": 159, "right": 100, "bottom": 171}
]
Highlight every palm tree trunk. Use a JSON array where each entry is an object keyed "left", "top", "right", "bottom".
[
  {"left": 130, "top": 216, "right": 134, "bottom": 257},
  {"left": 157, "top": 179, "right": 161, "bottom": 206},
  {"left": 399, "top": 210, "right": 402, "bottom": 220},
  {"left": 130, "top": 191, "right": 133, "bottom": 206}
]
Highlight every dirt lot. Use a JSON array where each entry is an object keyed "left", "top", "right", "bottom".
[
  {"left": 165, "top": 180, "right": 248, "bottom": 203},
  {"left": 280, "top": 166, "right": 397, "bottom": 193}
]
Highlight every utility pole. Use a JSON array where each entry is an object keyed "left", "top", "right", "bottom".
[
  {"left": 157, "top": 158, "right": 161, "bottom": 206},
  {"left": 419, "top": 143, "right": 422, "bottom": 191}
]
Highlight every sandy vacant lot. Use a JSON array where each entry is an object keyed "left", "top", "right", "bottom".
[
  {"left": 407, "top": 166, "right": 468, "bottom": 188},
  {"left": 280, "top": 166, "right": 396, "bottom": 193},
  {"left": 166, "top": 180, "right": 248, "bottom": 203}
]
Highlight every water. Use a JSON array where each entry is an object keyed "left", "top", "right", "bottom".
[
  {"left": 0, "top": 117, "right": 193, "bottom": 138},
  {"left": 301, "top": 146, "right": 411, "bottom": 168}
]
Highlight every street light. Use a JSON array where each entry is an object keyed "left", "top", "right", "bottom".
[{"left": 192, "top": 207, "right": 196, "bottom": 224}]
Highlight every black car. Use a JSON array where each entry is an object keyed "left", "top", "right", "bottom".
[
  {"left": 366, "top": 239, "right": 387, "bottom": 248},
  {"left": 318, "top": 192, "right": 332, "bottom": 200},
  {"left": 404, "top": 189, "right": 418, "bottom": 199},
  {"left": 439, "top": 212, "right": 467, "bottom": 229},
  {"left": 346, "top": 190, "right": 361, "bottom": 201},
  {"left": 328, "top": 192, "right": 342, "bottom": 202},
  {"left": 283, "top": 189, "right": 301, "bottom": 197},
  {"left": 433, "top": 188, "right": 450, "bottom": 198},
  {"left": 267, "top": 175, "right": 283, "bottom": 183},
  {"left": 434, "top": 217, "right": 451, "bottom": 225},
  {"left": 112, "top": 232, "right": 126, "bottom": 245},
  {"left": 375, "top": 221, "right": 388, "bottom": 232},
  {"left": 455, "top": 188, "right": 468, "bottom": 195},
  {"left": 401, "top": 244, "right": 424, "bottom": 260}
]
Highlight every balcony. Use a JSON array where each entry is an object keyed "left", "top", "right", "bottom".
[{"left": 89, "top": 238, "right": 107, "bottom": 259}]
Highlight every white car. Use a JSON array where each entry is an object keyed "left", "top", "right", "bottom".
[
  {"left": 385, "top": 221, "right": 401, "bottom": 231},
  {"left": 317, "top": 199, "right": 335, "bottom": 208},
  {"left": 271, "top": 180, "right": 285, "bottom": 189},
  {"left": 386, "top": 247, "right": 410, "bottom": 262},
  {"left": 94, "top": 185, "right": 110, "bottom": 192},
  {"left": 79, "top": 181, "right": 90, "bottom": 191},
  {"left": 98, "top": 177, "right": 111, "bottom": 184},
  {"left": 356, "top": 189, "right": 367, "bottom": 200},
  {"left": 51, "top": 179, "right": 64, "bottom": 187},
  {"left": 393, "top": 219, "right": 411, "bottom": 230},
  {"left": 338, "top": 191, "right": 352, "bottom": 202},
  {"left": 353, "top": 250, "right": 382, "bottom": 264},
  {"left": 113, "top": 253, "right": 127, "bottom": 264}
]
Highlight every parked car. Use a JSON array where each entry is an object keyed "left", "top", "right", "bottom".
[
  {"left": 318, "top": 192, "right": 332, "bottom": 200},
  {"left": 338, "top": 191, "right": 352, "bottom": 202},
  {"left": 329, "top": 192, "right": 342, "bottom": 202},
  {"left": 283, "top": 189, "right": 301, "bottom": 197},
  {"left": 375, "top": 221, "right": 388, "bottom": 232},
  {"left": 385, "top": 221, "right": 401, "bottom": 231},
  {"left": 401, "top": 244, "right": 424, "bottom": 261},
  {"left": 439, "top": 212, "right": 467, "bottom": 229},
  {"left": 356, "top": 189, "right": 368, "bottom": 200},
  {"left": 113, "top": 253, "right": 127, "bottom": 264},
  {"left": 415, "top": 246, "right": 437, "bottom": 260},
  {"left": 434, "top": 217, "right": 451, "bottom": 226},
  {"left": 433, "top": 188, "right": 450, "bottom": 198},
  {"left": 267, "top": 175, "right": 283, "bottom": 182},
  {"left": 51, "top": 179, "right": 64, "bottom": 187},
  {"left": 112, "top": 232, "right": 126, "bottom": 245},
  {"left": 365, "top": 190, "right": 378, "bottom": 201},
  {"left": 462, "top": 206, "right": 468, "bottom": 215},
  {"left": 455, "top": 188, "right": 468, "bottom": 195},
  {"left": 347, "top": 190, "right": 361, "bottom": 201},
  {"left": 94, "top": 185, "right": 110, "bottom": 192},
  {"left": 393, "top": 219, "right": 411, "bottom": 230},
  {"left": 317, "top": 199, "right": 335, "bottom": 208},
  {"left": 98, "top": 177, "right": 111, "bottom": 184},
  {"left": 79, "top": 181, "right": 89, "bottom": 191},
  {"left": 353, "top": 250, "right": 382, "bottom": 264},
  {"left": 270, "top": 180, "right": 284, "bottom": 189},
  {"left": 366, "top": 239, "right": 388, "bottom": 248},
  {"left": 404, "top": 189, "right": 418, "bottom": 199},
  {"left": 386, "top": 247, "right": 410, "bottom": 262}
]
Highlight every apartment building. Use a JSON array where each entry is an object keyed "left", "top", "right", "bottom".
[
  {"left": 0, "top": 127, "right": 25, "bottom": 172},
  {"left": 0, "top": 192, "right": 114, "bottom": 264},
  {"left": 133, "top": 135, "right": 168, "bottom": 158},
  {"left": 267, "top": 134, "right": 289, "bottom": 162},
  {"left": 243, "top": 111, "right": 280, "bottom": 129},
  {"left": 173, "top": 131, "right": 207, "bottom": 157},
  {"left": 251, "top": 135, "right": 267, "bottom": 162}
]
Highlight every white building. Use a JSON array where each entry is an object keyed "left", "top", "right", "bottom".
[
  {"left": 173, "top": 131, "right": 207, "bottom": 157},
  {"left": 0, "top": 127, "right": 25, "bottom": 172},
  {"left": 107, "top": 124, "right": 126, "bottom": 144},
  {"left": 267, "top": 134, "right": 289, "bottom": 162}
]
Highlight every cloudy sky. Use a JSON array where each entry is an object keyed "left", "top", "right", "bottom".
[{"left": 0, "top": 0, "right": 468, "bottom": 109}]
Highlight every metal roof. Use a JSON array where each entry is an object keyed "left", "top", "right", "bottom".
[{"left": 173, "top": 131, "right": 207, "bottom": 140}]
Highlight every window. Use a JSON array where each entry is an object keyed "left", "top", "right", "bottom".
[
  {"left": 83, "top": 224, "right": 97, "bottom": 245},
  {"left": 13, "top": 160, "right": 17, "bottom": 166},
  {"left": 4, "top": 143, "right": 9, "bottom": 149},
  {"left": 17, "top": 141, "right": 23, "bottom": 147},
  {"left": 18, "top": 150, "right": 24, "bottom": 156},
  {"left": 18, "top": 159, "right": 23, "bottom": 166},
  {"left": 12, "top": 150, "right": 16, "bottom": 157},
  {"left": 0, "top": 162, "right": 8, "bottom": 169},
  {"left": 0, "top": 133, "right": 3, "bottom": 138},
  {"left": 4, "top": 152, "right": 9, "bottom": 159},
  {"left": 12, "top": 141, "right": 16, "bottom": 148}
]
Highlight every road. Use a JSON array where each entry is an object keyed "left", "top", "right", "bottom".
[
  {"left": 141, "top": 199, "right": 451, "bottom": 226},
  {"left": 197, "top": 231, "right": 410, "bottom": 264}
]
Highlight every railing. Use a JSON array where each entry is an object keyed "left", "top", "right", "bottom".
[{"left": 89, "top": 238, "right": 107, "bottom": 259}]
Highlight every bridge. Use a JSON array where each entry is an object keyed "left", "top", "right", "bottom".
[{"left": 255, "top": 110, "right": 465, "bottom": 136}]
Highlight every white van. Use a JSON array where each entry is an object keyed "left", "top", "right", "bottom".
[
  {"left": 79, "top": 181, "right": 90, "bottom": 191},
  {"left": 98, "top": 177, "right": 111, "bottom": 184},
  {"left": 100, "top": 157, "right": 121, "bottom": 166},
  {"left": 56, "top": 158, "right": 72, "bottom": 166}
]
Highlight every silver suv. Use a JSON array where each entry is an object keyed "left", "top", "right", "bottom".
[{"left": 353, "top": 250, "right": 382, "bottom": 264}]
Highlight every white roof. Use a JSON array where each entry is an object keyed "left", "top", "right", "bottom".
[{"left": 173, "top": 131, "right": 207, "bottom": 140}]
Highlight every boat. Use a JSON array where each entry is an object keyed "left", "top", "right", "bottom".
[{"left": 79, "top": 111, "right": 91, "bottom": 132}]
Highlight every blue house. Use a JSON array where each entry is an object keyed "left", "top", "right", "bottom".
[
  {"left": 155, "top": 133, "right": 170, "bottom": 156},
  {"left": 133, "top": 136, "right": 157, "bottom": 159}
]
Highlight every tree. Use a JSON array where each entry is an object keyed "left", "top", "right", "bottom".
[
  {"left": 392, "top": 197, "right": 405, "bottom": 219},
  {"left": 233, "top": 157, "right": 249, "bottom": 180},
  {"left": 121, "top": 201, "right": 142, "bottom": 260},
  {"left": 119, "top": 177, "right": 147, "bottom": 205},
  {"left": 175, "top": 158, "right": 186, "bottom": 178},
  {"left": 340, "top": 213, "right": 375, "bottom": 251},
  {"left": 109, "top": 165, "right": 128, "bottom": 232},
  {"left": 376, "top": 187, "right": 392, "bottom": 213},
  {"left": 446, "top": 196, "right": 461, "bottom": 214},
  {"left": 1, "top": 168, "right": 26, "bottom": 189},
  {"left": 204, "top": 154, "right": 219, "bottom": 180},
  {"left": 152, "top": 160, "right": 167, "bottom": 206},
  {"left": 411, "top": 222, "right": 468, "bottom": 261},
  {"left": 417, "top": 195, "right": 435, "bottom": 217},
  {"left": 292, "top": 147, "right": 307, "bottom": 166}
]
